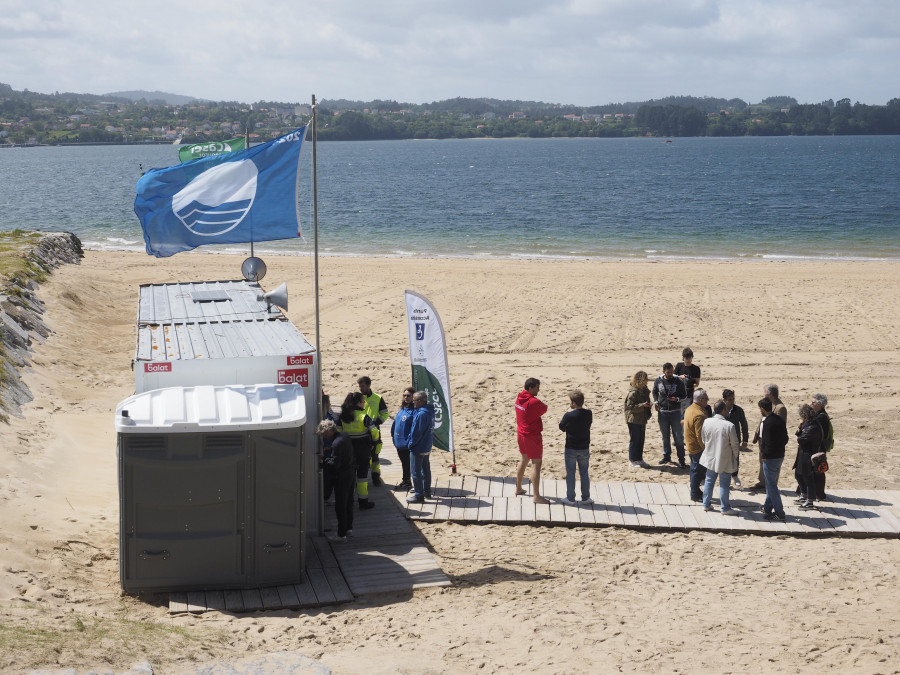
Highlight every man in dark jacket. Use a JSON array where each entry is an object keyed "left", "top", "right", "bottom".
[
  {"left": 758, "top": 398, "right": 789, "bottom": 521},
  {"left": 653, "top": 364, "right": 688, "bottom": 467},
  {"left": 723, "top": 389, "right": 749, "bottom": 488},
  {"left": 316, "top": 419, "right": 356, "bottom": 542}
]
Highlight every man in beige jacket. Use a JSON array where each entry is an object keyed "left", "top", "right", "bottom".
[
  {"left": 683, "top": 389, "right": 709, "bottom": 502},
  {"left": 700, "top": 400, "right": 741, "bottom": 515}
]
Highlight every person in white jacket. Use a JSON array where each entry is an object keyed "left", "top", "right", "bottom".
[{"left": 700, "top": 400, "right": 741, "bottom": 515}]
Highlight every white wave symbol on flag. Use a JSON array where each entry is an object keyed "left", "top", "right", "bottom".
[{"left": 172, "top": 159, "right": 258, "bottom": 236}]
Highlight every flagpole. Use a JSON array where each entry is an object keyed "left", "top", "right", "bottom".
[
  {"left": 312, "top": 95, "right": 324, "bottom": 536},
  {"left": 246, "top": 126, "right": 254, "bottom": 259}
]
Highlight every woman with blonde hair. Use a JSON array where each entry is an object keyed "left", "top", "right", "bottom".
[{"left": 624, "top": 370, "right": 653, "bottom": 467}]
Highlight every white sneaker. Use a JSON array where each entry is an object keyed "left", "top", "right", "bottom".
[
  {"left": 580, "top": 498, "right": 594, "bottom": 505},
  {"left": 733, "top": 477, "right": 742, "bottom": 488},
  {"left": 721, "top": 508, "right": 738, "bottom": 516},
  {"left": 629, "top": 461, "right": 641, "bottom": 467},
  {"left": 561, "top": 498, "right": 577, "bottom": 506}
]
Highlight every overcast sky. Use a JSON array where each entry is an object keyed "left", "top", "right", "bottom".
[{"left": 2, "top": 0, "right": 897, "bottom": 106}]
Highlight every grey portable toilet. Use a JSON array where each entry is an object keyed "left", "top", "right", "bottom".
[{"left": 115, "top": 383, "right": 306, "bottom": 593}]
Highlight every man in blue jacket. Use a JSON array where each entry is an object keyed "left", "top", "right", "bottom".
[{"left": 407, "top": 391, "right": 435, "bottom": 504}]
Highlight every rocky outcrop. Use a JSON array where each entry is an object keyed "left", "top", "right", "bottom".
[{"left": 0, "top": 231, "right": 83, "bottom": 420}]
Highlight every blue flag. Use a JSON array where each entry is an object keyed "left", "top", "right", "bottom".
[{"left": 135, "top": 127, "right": 307, "bottom": 257}]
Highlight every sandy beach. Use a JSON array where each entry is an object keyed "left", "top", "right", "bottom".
[{"left": 1, "top": 250, "right": 899, "bottom": 673}]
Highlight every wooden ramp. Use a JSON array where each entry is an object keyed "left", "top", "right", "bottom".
[
  {"left": 389, "top": 471, "right": 900, "bottom": 538},
  {"left": 168, "top": 463, "right": 450, "bottom": 614},
  {"left": 169, "top": 536, "right": 353, "bottom": 614}
]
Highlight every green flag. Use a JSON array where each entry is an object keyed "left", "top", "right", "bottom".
[{"left": 178, "top": 136, "right": 246, "bottom": 162}]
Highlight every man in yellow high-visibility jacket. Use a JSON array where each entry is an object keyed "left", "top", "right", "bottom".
[{"left": 358, "top": 376, "right": 390, "bottom": 486}]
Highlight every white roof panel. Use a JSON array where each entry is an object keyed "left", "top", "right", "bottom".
[
  {"left": 135, "top": 280, "right": 315, "bottom": 362},
  {"left": 115, "top": 383, "right": 307, "bottom": 433}
]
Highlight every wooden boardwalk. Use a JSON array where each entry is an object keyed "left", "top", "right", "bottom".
[
  {"left": 389, "top": 471, "right": 900, "bottom": 538},
  {"left": 169, "top": 463, "right": 450, "bottom": 614}
]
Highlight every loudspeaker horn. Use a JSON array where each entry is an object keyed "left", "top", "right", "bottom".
[{"left": 258, "top": 282, "right": 288, "bottom": 313}]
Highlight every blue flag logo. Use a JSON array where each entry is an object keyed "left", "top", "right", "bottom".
[
  {"left": 416, "top": 323, "right": 426, "bottom": 340},
  {"left": 134, "top": 127, "right": 307, "bottom": 257}
]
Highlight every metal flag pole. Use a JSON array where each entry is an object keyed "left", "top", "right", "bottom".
[
  {"left": 312, "top": 95, "right": 324, "bottom": 536},
  {"left": 246, "top": 126, "right": 254, "bottom": 259}
]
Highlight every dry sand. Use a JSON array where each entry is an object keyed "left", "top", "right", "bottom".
[{"left": 1, "top": 251, "right": 899, "bottom": 673}]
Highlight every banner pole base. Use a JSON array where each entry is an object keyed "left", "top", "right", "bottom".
[{"left": 450, "top": 464, "right": 457, "bottom": 475}]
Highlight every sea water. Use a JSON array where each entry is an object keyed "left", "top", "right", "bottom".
[{"left": 1, "top": 135, "right": 898, "bottom": 260}]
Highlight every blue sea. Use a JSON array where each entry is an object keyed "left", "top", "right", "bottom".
[{"left": 1, "top": 136, "right": 898, "bottom": 260}]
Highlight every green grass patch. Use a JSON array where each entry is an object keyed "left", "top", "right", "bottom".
[{"left": 0, "top": 615, "right": 231, "bottom": 670}]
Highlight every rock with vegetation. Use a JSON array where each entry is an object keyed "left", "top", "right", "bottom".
[{"left": 0, "top": 230, "right": 83, "bottom": 421}]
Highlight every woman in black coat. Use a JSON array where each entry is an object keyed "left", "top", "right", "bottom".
[{"left": 793, "top": 404, "right": 823, "bottom": 510}]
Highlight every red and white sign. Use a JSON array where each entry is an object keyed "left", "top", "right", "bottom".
[
  {"left": 144, "top": 362, "right": 172, "bottom": 373},
  {"left": 277, "top": 368, "right": 309, "bottom": 387},
  {"left": 287, "top": 355, "right": 313, "bottom": 366}
]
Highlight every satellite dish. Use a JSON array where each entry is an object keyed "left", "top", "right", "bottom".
[
  {"left": 258, "top": 282, "right": 288, "bottom": 313},
  {"left": 241, "top": 256, "right": 267, "bottom": 282}
]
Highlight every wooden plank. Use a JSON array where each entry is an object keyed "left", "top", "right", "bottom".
[
  {"left": 223, "top": 589, "right": 244, "bottom": 612},
  {"left": 169, "top": 592, "right": 188, "bottom": 614},
  {"left": 260, "top": 586, "right": 282, "bottom": 610},
  {"left": 676, "top": 504, "right": 700, "bottom": 529},
  {"left": 620, "top": 505, "right": 640, "bottom": 527},
  {"left": 661, "top": 483, "right": 681, "bottom": 505},
  {"left": 535, "top": 500, "right": 552, "bottom": 523},
  {"left": 477, "top": 496, "right": 496, "bottom": 522},
  {"left": 275, "top": 584, "right": 301, "bottom": 609},
  {"left": 462, "top": 475, "right": 479, "bottom": 496},
  {"left": 294, "top": 575, "right": 318, "bottom": 606},
  {"left": 592, "top": 501, "right": 611, "bottom": 526},
  {"left": 830, "top": 506, "right": 872, "bottom": 534},
  {"left": 447, "top": 496, "right": 465, "bottom": 521},
  {"left": 593, "top": 482, "right": 612, "bottom": 505},
  {"left": 186, "top": 591, "right": 207, "bottom": 614},
  {"left": 661, "top": 504, "right": 684, "bottom": 529},
  {"left": 506, "top": 496, "right": 522, "bottom": 522},
  {"left": 306, "top": 568, "right": 337, "bottom": 606},
  {"left": 579, "top": 503, "right": 597, "bottom": 525},
  {"left": 463, "top": 496, "right": 479, "bottom": 522},
  {"left": 873, "top": 507, "right": 900, "bottom": 533},
  {"left": 605, "top": 504, "right": 626, "bottom": 527},
  {"left": 491, "top": 496, "right": 507, "bottom": 522},
  {"left": 635, "top": 482, "right": 653, "bottom": 504},
  {"left": 648, "top": 504, "right": 669, "bottom": 528},
  {"left": 692, "top": 505, "right": 716, "bottom": 530},
  {"left": 312, "top": 536, "right": 339, "bottom": 568},
  {"left": 607, "top": 482, "right": 626, "bottom": 504},
  {"left": 206, "top": 590, "right": 226, "bottom": 612},
  {"left": 634, "top": 504, "right": 654, "bottom": 528},
  {"left": 241, "top": 588, "right": 264, "bottom": 612},
  {"left": 433, "top": 495, "right": 452, "bottom": 521},
  {"left": 323, "top": 567, "right": 354, "bottom": 603},
  {"left": 648, "top": 483, "right": 667, "bottom": 504},
  {"left": 520, "top": 497, "right": 536, "bottom": 523},
  {"left": 549, "top": 501, "right": 567, "bottom": 523},
  {"left": 673, "top": 482, "right": 694, "bottom": 505},
  {"left": 621, "top": 482, "right": 640, "bottom": 504},
  {"left": 540, "top": 479, "right": 555, "bottom": 499}
]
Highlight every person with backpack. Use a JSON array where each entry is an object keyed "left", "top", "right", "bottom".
[{"left": 810, "top": 393, "right": 834, "bottom": 500}]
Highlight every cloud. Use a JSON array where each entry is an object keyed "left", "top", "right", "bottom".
[{"left": 1, "top": 0, "right": 897, "bottom": 105}]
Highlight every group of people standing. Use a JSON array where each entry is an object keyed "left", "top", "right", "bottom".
[
  {"left": 316, "top": 377, "right": 436, "bottom": 542},
  {"left": 624, "top": 347, "right": 835, "bottom": 519}
]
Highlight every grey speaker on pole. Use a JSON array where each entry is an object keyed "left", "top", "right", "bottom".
[
  {"left": 258, "top": 282, "right": 288, "bottom": 313},
  {"left": 241, "top": 256, "right": 267, "bottom": 282}
]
